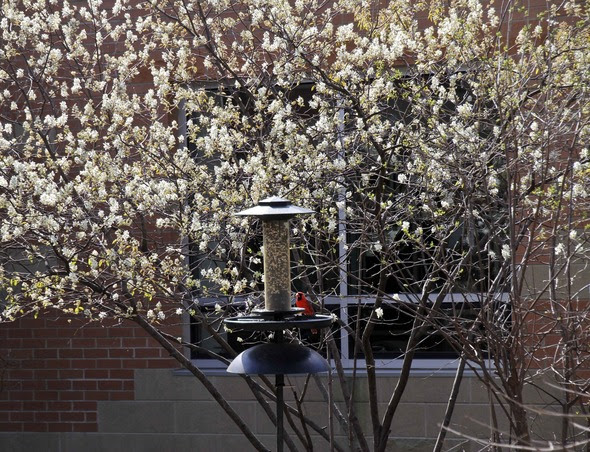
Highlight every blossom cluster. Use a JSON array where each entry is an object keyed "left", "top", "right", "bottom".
[{"left": 0, "top": 0, "right": 587, "bottom": 327}]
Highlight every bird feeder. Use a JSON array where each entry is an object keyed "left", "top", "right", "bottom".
[
  {"left": 224, "top": 196, "right": 332, "bottom": 452},
  {"left": 234, "top": 196, "right": 313, "bottom": 312}
]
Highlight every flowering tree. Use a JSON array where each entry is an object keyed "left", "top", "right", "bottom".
[{"left": 1, "top": 0, "right": 589, "bottom": 450}]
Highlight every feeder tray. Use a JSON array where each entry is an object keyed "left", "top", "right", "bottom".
[{"left": 224, "top": 312, "right": 333, "bottom": 331}]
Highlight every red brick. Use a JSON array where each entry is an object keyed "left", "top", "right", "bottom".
[
  {"left": 35, "top": 391, "right": 59, "bottom": 401},
  {"left": 0, "top": 401, "right": 22, "bottom": 410},
  {"left": 23, "top": 423, "right": 48, "bottom": 432},
  {"left": 59, "top": 349, "right": 84, "bottom": 359},
  {"left": 73, "top": 359, "right": 96, "bottom": 369},
  {"left": 45, "top": 339, "right": 72, "bottom": 348},
  {"left": 35, "top": 412, "right": 59, "bottom": 422},
  {"left": 9, "top": 370, "right": 34, "bottom": 380},
  {"left": 60, "top": 412, "right": 85, "bottom": 422},
  {"left": 1, "top": 338, "right": 22, "bottom": 348},
  {"left": 82, "top": 328, "right": 109, "bottom": 338},
  {"left": 121, "top": 338, "right": 148, "bottom": 347},
  {"left": 5, "top": 380, "right": 21, "bottom": 392},
  {"left": 72, "top": 401, "right": 96, "bottom": 411},
  {"left": 16, "top": 318, "right": 38, "bottom": 329},
  {"left": 122, "top": 359, "right": 148, "bottom": 369},
  {"left": 83, "top": 349, "right": 109, "bottom": 359},
  {"left": 46, "top": 401, "right": 71, "bottom": 411},
  {"left": 58, "top": 391, "right": 84, "bottom": 401},
  {"left": 97, "top": 381, "right": 122, "bottom": 391},
  {"left": 32, "top": 328, "right": 58, "bottom": 338},
  {"left": 148, "top": 360, "right": 176, "bottom": 369},
  {"left": 10, "top": 412, "right": 35, "bottom": 422},
  {"left": 10, "top": 391, "right": 34, "bottom": 401},
  {"left": 20, "top": 339, "right": 47, "bottom": 350},
  {"left": 72, "top": 380, "right": 97, "bottom": 391},
  {"left": 108, "top": 391, "right": 134, "bottom": 401},
  {"left": 74, "top": 338, "right": 97, "bottom": 347},
  {"left": 72, "top": 422, "right": 97, "bottom": 432},
  {"left": 8, "top": 349, "right": 33, "bottom": 359},
  {"left": 34, "top": 349, "right": 58, "bottom": 359},
  {"left": 35, "top": 369, "right": 59, "bottom": 379},
  {"left": 47, "top": 380, "right": 72, "bottom": 391},
  {"left": 109, "top": 327, "right": 135, "bottom": 338},
  {"left": 83, "top": 391, "right": 110, "bottom": 401},
  {"left": 57, "top": 328, "right": 79, "bottom": 338},
  {"left": 48, "top": 423, "right": 73, "bottom": 432},
  {"left": 85, "top": 412, "right": 97, "bottom": 422},
  {"left": 49, "top": 359, "right": 72, "bottom": 369},
  {"left": 21, "top": 359, "right": 40, "bottom": 369},
  {"left": 84, "top": 370, "right": 108, "bottom": 379},
  {"left": 59, "top": 370, "right": 83, "bottom": 379},
  {"left": 21, "top": 380, "right": 44, "bottom": 391},
  {"left": 109, "top": 348, "right": 134, "bottom": 358},
  {"left": 109, "top": 369, "right": 134, "bottom": 379},
  {"left": 10, "top": 329, "right": 33, "bottom": 338},
  {"left": 95, "top": 338, "right": 120, "bottom": 348},
  {"left": 0, "top": 423, "right": 23, "bottom": 432},
  {"left": 95, "top": 359, "right": 122, "bottom": 369},
  {"left": 135, "top": 348, "right": 160, "bottom": 358},
  {"left": 21, "top": 401, "right": 46, "bottom": 411}
]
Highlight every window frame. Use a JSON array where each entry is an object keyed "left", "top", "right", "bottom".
[{"left": 178, "top": 82, "right": 508, "bottom": 374}]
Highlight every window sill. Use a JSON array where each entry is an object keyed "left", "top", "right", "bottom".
[{"left": 175, "top": 357, "right": 483, "bottom": 377}]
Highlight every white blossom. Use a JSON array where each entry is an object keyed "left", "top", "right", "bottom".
[{"left": 501, "top": 244, "right": 511, "bottom": 261}]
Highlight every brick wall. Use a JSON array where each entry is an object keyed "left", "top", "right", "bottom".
[{"left": 0, "top": 315, "right": 180, "bottom": 434}]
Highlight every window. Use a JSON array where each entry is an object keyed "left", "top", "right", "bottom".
[{"left": 183, "top": 76, "right": 507, "bottom": 372}]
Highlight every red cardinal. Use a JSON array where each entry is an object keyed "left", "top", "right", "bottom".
[
  {"left": 295, "top": 292, "right": 318, "bottom": 335},
  {"left": 295, "top": 292, "right": 314, "bottom": 315}
]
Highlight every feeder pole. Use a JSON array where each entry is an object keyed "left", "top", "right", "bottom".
[
  {"left": 275, "top": 329, "right": 285, "bottom": 452},
  {"left": 226, "top": 197, "right": 333, "bottom": 451}
]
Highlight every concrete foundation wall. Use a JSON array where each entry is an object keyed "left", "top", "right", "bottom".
[{"left": 0, "top": 369, "right": 566, "bottom": 452}]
